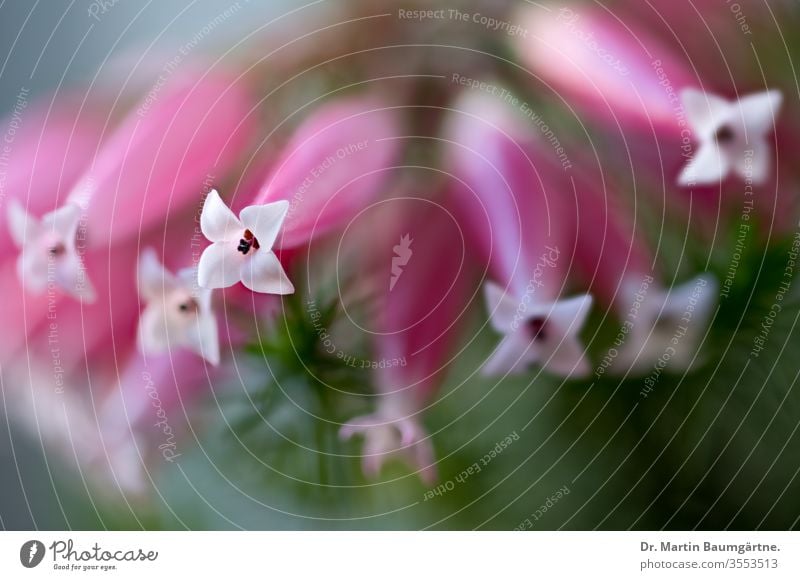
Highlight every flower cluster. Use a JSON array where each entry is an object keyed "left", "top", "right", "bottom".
[{"left": 1, "top": 0, "right": 791, "bottom": 494}]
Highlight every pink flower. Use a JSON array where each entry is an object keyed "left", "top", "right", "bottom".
[
  {"left": 0, "top": 97, "right": 104, "bottom": 362},
  {"left": 513, "top": 4, "right": 784, "bottom": 190},
  {"left": 513, "top": 4, "right": 694, "bottom": 135},
  {"left": 340, "top": 199, "right": 472, "bottom": 484},
  {"left": 70, "top": 70, "right": 256, "bottom": 246},
  {"left": 252, "top": 96, "right": 401, "bottom": 249},
  {"left": 6, "top": 70, "right": 257, "bottom": 305},
  {"left": 677, "top": 89, "right": 782, "bottom": 186},
  {"left": 445, "top": 90, "right": 592, "bottom": 378},
  {"left": 89, "top": 348, "right": 218, "bottom": 494},
  {"left": 570, "top": 164, "right": 718, "bottom": 374},
  {"left": 138, "top": 248, "right": 219, "bottom": 365},
  {"left": 197, "top": 189, "right": 294, "bottom": 294}
]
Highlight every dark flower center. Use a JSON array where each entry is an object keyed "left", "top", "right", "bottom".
[
  {"left": 48, "top": 242, "right": 66, "bottom": 257},
  {"left": 714, "top": 124, "right": 735, "bottom": 145},
  {"left": 527, "top": 317, "right": 547, "bottom": 342},
  {"left": 237, "top": 229, "right": 260, "bottom": 255},
  {"left": 177, "top": 297, "right": 199, "bottom": 314}
]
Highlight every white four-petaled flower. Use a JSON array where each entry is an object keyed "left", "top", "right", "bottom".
[
  {"left": 678, "top": 89, "right": 782, "bottom": 186},
  {"left": 7, "top": 199, "right": 95, "bottom": 302},
  {"left": 197, "top": 189, "right": 294, "bottom": 294},
  {"left": 482, "top": 282, "right": 593, "bottom": 378},
  {"left": 613, "top": 274, "right": 718, "bottom": 374},
  {"left": 137, "top": 248, "right": 220, "bottom": 365}
]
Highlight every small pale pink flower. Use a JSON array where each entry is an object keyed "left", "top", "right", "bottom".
[
  {"left": 137, "top": 248, "right": 219, "bottom": 365},
  {"left": 613, "top": 274, "right": 718, "bottom": 374},
  {"left": 483, "top": 282, "right": 592, "bottom": 378},
  {"left": 678, "top": 89, "right": 782, "bottom": 186},
  {"left": 197, "top": 189, "right": 294, "bottom": 294},
  {"left": 570, "top": 164, "right": 718, "bottom": 374},
  {"left": 7, "top": 199, "right": 95, "bottom": 301}
]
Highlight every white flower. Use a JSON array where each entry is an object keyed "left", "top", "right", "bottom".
[
  {"left": 197, "top": 189, "right": 294, "bottom": 294},
  {"left": 137, "top": 248, "right": 220, "bottom": 365},
  {"left": 613, "top": 274, "right": 718, "bottom": 374},
  {"left": 6, "top": 199, "right": 95, "bottom": 302},
  {"left": 340, "top": 412, "right": 437, "bottom": 484},
  {"left": 678, "top": 89, "right": 782, "bottom": 186},
  {"left": 482, "top": 281, "right": 593, "bottom": 378}
]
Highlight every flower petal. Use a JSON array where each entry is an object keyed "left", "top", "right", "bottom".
[
  {"left": 138, "top": 248, "right": 177, "bottom": 301},
  {"left": 545, "top": 334, "right": 591, "bottom": 378},
  {"left": 734, "top": 140, "right": 771, "bottom": 184},
  {"left": 200, "top": 189, "right": 243, "bottom": 243},
  {"left": 547, "top": 293, "right": 594, "bottom": 331},
  {"left": 137, "top": 303, "right": 171, "bottom": 354},
  {"left": 178, "top": 267, "right": 213, "bottom": 312},
  {"left": 677, "top": 142, "right": 730, "bottom": 186},
  {"left": 185, "top": 308, "right": 220, "bottom": 366},
  {"left": 738, "top": 90, "right": 782, "bottom": 138},
  {"left": 615, "top": 275, "right": 718, "bottom": 374},
  {"left": 482, "top": 332, "right": 534, "bottom": 376},
  {"left": 239, "top": 250, "right": 294, "bottom": 295},
  {"left": 16, "top": 250, "right": 48, "bottom": 294},
  {"left": 41, "top": 202, "right": 81, "bottom": 242},
  {"left": 55, "top": 250, "right": 96, "bottom": 302},
  {"left": 7, "top": 199, "right": 38, "bottom": 247},
  {"left": 484, "top": 281, "right": 522, "bottom": 333},
  {"left": 339, "top": 414, "right": 436, "bottom": 483},
  {"left": 239, "top": 200, "right": 289, "bottom": 250},
  {"left": 681, "top": 88, "right": 731, "bottom": 137},
  {"left": 197, "top": 241, "right": 243, "bottom": 289}
]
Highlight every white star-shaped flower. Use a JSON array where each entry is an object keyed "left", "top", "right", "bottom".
[
  {"left": 137, "top": 248, "right": 220, "bottom": 365},
  {"left": 340, "top": 413, "right": 436, "bottom": 484},
  {"left": 482, "top": 282, "right": 593, "bottom": 378},
  {"left": 678, "top": 89, "right": 782, "bottom": 186},
  {"left": 613, "top": 274, "right": 718, "bottom": 374},
  {"left": 197, "top": 189, "right": 294, "bottom": 294},
  {"left": 6, "top": 199, "right": 95, "bottom": 302}
]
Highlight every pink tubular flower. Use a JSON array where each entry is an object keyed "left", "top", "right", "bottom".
[
  {"left": 195, "top": 96, "right": 400, "bottom": 300},
  {"left": 340, "top": 199, "right": 472, "bottom": 484},
  {"left": 71, "top": 70, "right": 256, "bottom": 245},
  {"left": 445, "top": 90, "right": 592, "bottom": 379},
  {"left": 514, "top": 4, "right": 695, "bottom": 136},
  {"left": 513, "top": 3, "right": 784, "bottom": 191},
  {"left": 6, "top": 343, "right": 217, "bottom": 496},
  {"left": 6, "top": 70, "right": 256, "bottom": 303},
  {"left": 0, "top": 97, "right": 105, "bottom": 362},
  {"left": 0, "top": 97, "right": 103, "bottom": 255},
  {"left": 252, "top": 96, "right": 401, "bottom": 250}
]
